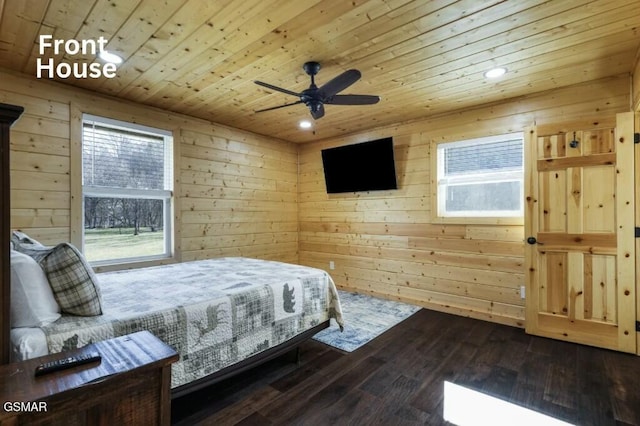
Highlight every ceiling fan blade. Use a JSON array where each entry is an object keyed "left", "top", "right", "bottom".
[
  {"left": 318, "top": 69, "right": 361, "bottom": 99},
  {"left": 255, "top": 100, "right": 304, "bottom": 113},
  {"left": 254, "top": 80, "right": 301, "bottom": 97},
  {"left": 326, "top": 94, "right": 380, "bottom": 105},
  {"left": 310, "top": 103, "right": 325, "bottom": 120}
]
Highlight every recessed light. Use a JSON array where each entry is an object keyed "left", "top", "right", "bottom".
[
  {"left": 99, "top": 50, "right": 123, "bottom": 64},
  {"left": 299, "top": 120, "right": 312, "bottom": 129},
  {"left": 484, "top": 67, "right": 506, "bottom": 79}
]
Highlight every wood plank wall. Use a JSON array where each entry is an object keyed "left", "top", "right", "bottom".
[
  {"left": 298, "top": 75, "right": 631, "bottom": 328},
  {"left": 2, "top": 66, "right": 634, "bottom": 329},
  {"left": 633, "top": 55, "right": 640, "bottom": 352},
  {"left": 634, "top": 56, "right": 640, "bottom": 111},
  {"left": 1, "top": 68, "right": 298, "bottom": 265}
]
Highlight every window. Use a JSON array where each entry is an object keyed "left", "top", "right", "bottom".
[
  {"left": 82, "top": 114, "right": 173, "bottom": 264},
  {"left": 435, "top": 133, "right": 524, "bottom": 219}
]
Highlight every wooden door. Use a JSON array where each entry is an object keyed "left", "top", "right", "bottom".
[{"left": 525, "top": 113, "right": 636, "bottom": 353}]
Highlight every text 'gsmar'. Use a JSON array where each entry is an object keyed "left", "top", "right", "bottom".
[{"left": 3, "top": 401, "right": 48, "bottom": 413}]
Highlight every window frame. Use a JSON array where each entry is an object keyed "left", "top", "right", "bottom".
[
  {"left": 430, "top": 132, "right": 525, "bottom": 226},
  {"left": 77, "top": 112, "right": 177, "bottom": 268}
]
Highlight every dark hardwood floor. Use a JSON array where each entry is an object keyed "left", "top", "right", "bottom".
[{"left": 172, "top": 309, "right": 640, "bottom": 425}]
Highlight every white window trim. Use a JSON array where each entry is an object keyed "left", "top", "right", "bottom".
[
  {"left": 81, "top": 113, "right": 175, "bottom": 266},
  {"left": 83, "top": 114, "right": 173, "bottom": 138},
  {"left": 430, "top": 133, "right": 525, "bottom": 226}
]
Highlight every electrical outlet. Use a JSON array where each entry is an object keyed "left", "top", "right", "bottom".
[
  {"left": 520, "top": 285, "right": 525, "bottom": 299},
  {"left": 329, "top": 261, "right": 335, "bottom": 270}
]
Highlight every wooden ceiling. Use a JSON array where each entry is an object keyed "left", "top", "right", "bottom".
[{"left": 0, "top": 0, "right": 639, "bottom": 143}]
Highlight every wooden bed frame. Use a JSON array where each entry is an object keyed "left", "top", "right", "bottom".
[
  {"left": 171, "top": 320, "right": 328, "bottom": 398},
  {"left": 0, "top": 101, "right": 330, "bottom": 396},
  {"left": 1, "top": 103, "right": 24, "bottom": 366}
]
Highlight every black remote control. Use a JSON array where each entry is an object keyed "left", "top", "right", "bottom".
[{"left": 34, "top": 352, "right": 102, "bottom": 377}]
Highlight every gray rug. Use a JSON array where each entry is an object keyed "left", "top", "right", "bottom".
[{"left": 313, "top": 290, "right": 421, "bottom": 352}]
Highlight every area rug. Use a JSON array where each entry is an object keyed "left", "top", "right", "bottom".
[{"left": 313, "top": 290, "right": 421, "bottom": 352}]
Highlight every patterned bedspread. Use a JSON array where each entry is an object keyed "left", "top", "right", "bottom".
[{"left": 39, "top": 257, "right": 343, "bottom": 388}]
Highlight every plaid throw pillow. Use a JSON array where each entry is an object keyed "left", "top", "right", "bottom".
[{"left": 39, "top": 243, "right": 103, "bottom": 316}]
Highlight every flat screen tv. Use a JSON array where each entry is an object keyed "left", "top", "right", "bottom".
[{"left": 321, "top": 137, "right": 397, "bottom": 193}]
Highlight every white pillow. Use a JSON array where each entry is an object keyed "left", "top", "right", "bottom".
[{"left": 10, "top": 250, "right": 61, "bottom": 327}]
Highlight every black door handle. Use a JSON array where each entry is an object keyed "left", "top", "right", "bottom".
[{"left": 527, "top": 237, "right": 537, "bottom": 245}]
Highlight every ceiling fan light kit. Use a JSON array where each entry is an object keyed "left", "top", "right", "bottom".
[{"left": 254, "top": 61, "right": 380, "bottom": 120}]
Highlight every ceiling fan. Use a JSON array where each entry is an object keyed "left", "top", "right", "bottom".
[{"left": 254, "top": 61, "right": 380, "bottom": 120}]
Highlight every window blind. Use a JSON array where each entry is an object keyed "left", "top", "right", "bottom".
[
  {"left": 82, "top": 122, "right": 167, "bottom": 190},
  {"left": 444, "top": 139, "right": 523, "bottom": 176}
]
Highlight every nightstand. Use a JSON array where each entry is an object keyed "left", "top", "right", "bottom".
[{"left": 0, "top": 330, "right": 178, "bottom": 425}]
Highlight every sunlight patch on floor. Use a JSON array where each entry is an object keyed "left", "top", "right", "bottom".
[{"left": 443, "top": 381, "right": 574, "bottom": 426}]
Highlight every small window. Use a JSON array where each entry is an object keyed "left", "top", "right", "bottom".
[
  {"left": 82, "top": 114, "right": 173, "bottom": 264},
  {"left": 436, "top": 133, "right": 524, "bottom": 219}
]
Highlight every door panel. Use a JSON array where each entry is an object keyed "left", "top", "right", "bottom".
[
  {"left": 540, "top": 251, "right": 567, "bottom": 316},
  {"left": 583, "top": 166, "right": 615, "bottom": 232},
  {"left": 584, "top": 254, "right": 616, "bottom": 323},
  {"left": 525, "top": 113, "right": 636, "bottom": 353},
  {"left": 539, "top": 170, "right": 566, "bottom": 232}
]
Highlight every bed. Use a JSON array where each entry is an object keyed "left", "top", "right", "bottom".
[{"left": 10, "top": 255, "right": 343, "bottom": 397}]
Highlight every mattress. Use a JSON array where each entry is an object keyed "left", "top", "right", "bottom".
[{"left": 12, "top": 257, "right": 343, "bottom": 388}]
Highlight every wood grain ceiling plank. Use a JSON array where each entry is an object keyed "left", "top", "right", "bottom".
[
  {"left": 331, "top": 0, "right": 507, "bottom": 63},
  {"left": 375, "top": 41, "right": 637, "bottom": 124},
  {"left": 176, "top": 0, "right": 456, "bottom": 116},
  {"left": 119, "top": 0, "right": 280, "bottom": 102},
  {"left": 231, "top": 1, "right": 458, "bottom": 108},
  {"left": 41, "top": 0, "right": 95, "bottom": 33},
  {"left": 186, "top": 0, "right": 533, "bottom": 120},
  {"left": 215, "top": 0, "right": 373, "bottom": 82},
  {"left": 222, "top": 2, "right": 524, "bottom": 115},
  {"left": 330, "top": 57, "right": 629, "bottom": 129},
  {"left": 112, "top": 0, "right": 236, "bottom": 98},
  {"left": 22, "top": 0, "right": 96, "bottom": 77},
  {"left": 23, "top": 22, "right": 65, "bottom": 73},
  {"left": 80, "top": 0, "right": 189, "bottom": 95},
  {"left": 196, "top": 0, "right": 451, "bottom": 107},
  {"left": 354, "top": 4, "right": 640, "bottom": 105},
  {"left": 97, "top": 0, "right": 227, "bottom": 96},
  {"left": 375, "top": 34, "right": 638, "bottom": 111},
  {"left": 33, "top": 0, "right": 141, "bottom": 93},
  {"left": 370, "top": 0, "right": 637, "bottom": 89},
  {"left": 0, "top": 0, "right": 50, "bottom": 71},
  {"left": 307, "top": 0, "right": 453, "bottom": 66},
  {"left": 301, "top": 0, "right": 422, "bottom": 49},
  {"left": 61, "top": 0, "right": 142, "bottom": 69},
  {"left": 230, "top": 4, "right": 406, "bottom": 99},
  {"left": 224, "top": 0, "right": 400, "bottom": 83},
  {"left": 182, "top": 0, "right": 632, "bottom": 131},
  {"left": 355, "top": 0, "right": 618, "bottom": 86},
  {"left": 171, "top": 0, "right": 376, "bottom": 115},
  {"left": 145, "top": 0, "right": 324, "bottom": 109},
  {"left": 155, "top": 0, "right": 395, "bottom": 115}
]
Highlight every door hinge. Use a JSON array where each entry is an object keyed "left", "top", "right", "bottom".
[
  {"left": 636, "top": 321, "right": 640, "bottom": 332},
  {"left": 635, "top": 133, "right": 640, "bottom": 144},
  {"left": 636, "top": 227, "right": 640, "bottom": 238}
]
